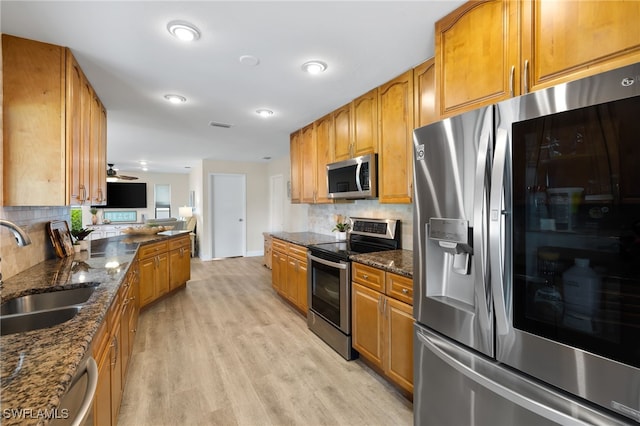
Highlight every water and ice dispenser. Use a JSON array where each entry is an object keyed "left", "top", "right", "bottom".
[{"left": 428, "top": 218, "right": 473, "bottom": 275}]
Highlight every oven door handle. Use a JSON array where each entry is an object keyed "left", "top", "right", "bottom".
[{"left": 308, "top": 253, "right": 349, "bottom": 270}]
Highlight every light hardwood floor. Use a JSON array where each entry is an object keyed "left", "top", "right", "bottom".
[{"left": 118, "top": 257, "right": 413, "bottom": 426}]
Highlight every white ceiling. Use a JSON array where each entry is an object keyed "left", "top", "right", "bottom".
[{"left": 1, "top": 1, "right": 465, "bottom": 174}]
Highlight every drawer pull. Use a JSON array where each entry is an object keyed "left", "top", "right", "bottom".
[
  {"left": 363, "top": 274, "right": 369, "bottom": 279},
  {"left": 401, "top": 288, "right": 409, "bottom": 294}
]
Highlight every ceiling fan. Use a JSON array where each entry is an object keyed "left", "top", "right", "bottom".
[{"left": 106, "top": 163, "right": 138, "bottom": 181}]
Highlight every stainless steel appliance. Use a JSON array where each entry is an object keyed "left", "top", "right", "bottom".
[
  {"left": 327, "top": 154, "right": 377, "bottom": 199},
  {"left": 307, "top": 217, "right": 400, "bottom": 360},
  {"left": 413, "top": 62, "right": 640, "bottom": 425}
]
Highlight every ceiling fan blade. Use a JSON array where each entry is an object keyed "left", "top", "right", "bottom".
[{"left": 117, "top": 175, "right": 138, "bottom": 180}]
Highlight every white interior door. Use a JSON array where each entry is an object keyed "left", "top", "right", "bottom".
[
  {"left": 210, "top": 173, "right": 246, "bottom": 258},
  {"left": 270, "top": 174, "right": 284, "bottom": 232}
]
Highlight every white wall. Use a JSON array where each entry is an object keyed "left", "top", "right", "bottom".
[
  {"left": 87, "top": 171, "right": 190, "bottom": 225},
  {"left": 198, "top": 159, "right": 269, "bottom": 260}
]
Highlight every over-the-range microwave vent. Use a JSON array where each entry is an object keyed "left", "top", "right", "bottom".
[{"left": 209, "top": 120, "right": 233, "bottom": 129}]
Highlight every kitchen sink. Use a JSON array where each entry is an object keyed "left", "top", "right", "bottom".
[
  {"left": 0, "top": 285, "right": 98, "bottom": 316},
  {"left": 1, "top": 306, "right": 82, "bottom": 336}
]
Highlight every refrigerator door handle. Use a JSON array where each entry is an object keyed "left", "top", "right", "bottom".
[
  {"left": 489, "top": 127, "right": 510, "bottom": 335},
  {"left": 416, "top": 329, "right": 591, "bottom": 426},
  {"left": 473, "top": 116, "right": 493, "bottom": 330}
]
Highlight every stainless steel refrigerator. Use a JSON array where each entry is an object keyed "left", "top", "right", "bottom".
[{"left": 413, "top": 62, "right": 640, "bottom": 425}]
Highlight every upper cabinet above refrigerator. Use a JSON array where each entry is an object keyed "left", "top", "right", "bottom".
[{"left": 435, "top": 0, "right": 640, "bottom": 118}]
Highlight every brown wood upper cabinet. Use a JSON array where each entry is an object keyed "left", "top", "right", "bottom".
[
  {"left": 290, "top": 117, "right": 334, "bottom": 205},
  {"left": 2, "top": 34, "right": 108, "bottom": 206},
  {"left": 300, "top": 123, "right": 317, "bottom": 204},
  {"left": 333, "top": 103, "right": 352, "bottom": 161},
  {"left": 289, "top": 130, "right": 302, "bottom": 203},
  {"left": 413, "top": 58, "right": 438, "bottom": 128},
  {"left": 290, "top": 124, "right": 318, "bottom": 204},
  {"left": 378, "top": 69, "right": 414, "bottom": 204},
  {"left": 436, "top": 0, "right": 640, "bottom": 118},
  {"left": 333, "top": 89, "right": 378, "bottom": 162},
  {"left": 352, "top": 88, "right": 378, "bottom": 159},
  {"left": 314, "top": 113, "right": 335, "bottom": 204}
]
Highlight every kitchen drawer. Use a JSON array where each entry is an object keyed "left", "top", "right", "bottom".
[
  {"left": 138, "top": 241, "right": 168, "bottom": 259},
  {"left": 168, "top": 235, "right": 190, "bottom": 251},
  {"left": 386, "top": 272, "right": 413, "bottom": 305},
  {"left": 288, "top": 243, "right": 307, "bottom": 261},
  {"left": 272, "top": 238, "right": 287, "bottom": 253},
  {"left": 352, "top": 262, "right": 385, "bottom": 292}
]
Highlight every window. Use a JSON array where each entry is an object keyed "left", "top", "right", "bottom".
[{"left": 154, "top": 184, "right": 171, "bottom": 219}]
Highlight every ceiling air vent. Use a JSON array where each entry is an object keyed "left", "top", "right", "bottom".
[{"left": 209, "top": 121, "right": 233, "bottom": 129}]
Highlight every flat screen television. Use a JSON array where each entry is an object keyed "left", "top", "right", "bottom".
[{"left": 98, "top": 182, "right": 147, "bottom": 208}]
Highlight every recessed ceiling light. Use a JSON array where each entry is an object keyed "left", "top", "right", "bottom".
[
  {"left": 167, "top": 20, "right": 201, "bottom": 41},
  {"left": 256, "top": 109, "right": 274, "bottom": 118},
  {"left": 139, "top": 161, "right": 147, "bottom": 166},
  {"left": 141, "top": 167, "right": 149, "bottom": 172},
  {"left": 301, "top": 60, "right": 327, "bottom": 74},
  {"left": 164, "top": 94, "right": 187, "bottom": 104},
  {"left": 239, "top": 55, "right": 260, "bottom": 66}
]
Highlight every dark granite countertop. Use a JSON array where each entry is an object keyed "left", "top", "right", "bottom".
[
  {"left": 0, "top": 231, "right": 189, "bottom": 426},
  {"left": 350, "top": 249, "right": 413, "bottom": 278},
  {"left": 270, "top": 232, "right": 412, "bottom": 277},
  {"left": 270, "top": 231, "right": 338, "bottom": 247}
]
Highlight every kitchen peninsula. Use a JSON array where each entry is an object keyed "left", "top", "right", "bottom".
[{"left": 0, "top": 231, "right": 191, "bottom": 426}]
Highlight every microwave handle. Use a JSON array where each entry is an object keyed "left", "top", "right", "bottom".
[{"left": 355, "top": 161, "right": 363, "bottom": 192}]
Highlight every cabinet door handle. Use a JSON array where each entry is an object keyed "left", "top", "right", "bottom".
[
  {"left": 383, "top": 297, "right": 387, "bottom": 314},
  {"left": 378, "top": 295, "right": 383, "bottom": 313},
  {"left": 523, "top": 59, "right": 530, "bottom": 94},
  {"left": 110, "top": 336, "right": 118, "bottom": 366},
  {"left": 509, "top": 65, "right": 515, "bottom": 97}
]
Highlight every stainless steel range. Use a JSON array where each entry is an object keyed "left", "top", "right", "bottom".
[{"left": 307, "top": 218, "right": 400, "bottom": 360}]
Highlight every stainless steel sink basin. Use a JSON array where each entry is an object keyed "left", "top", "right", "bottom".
[
  {"left": 1, "top": 306, "right": 82, "bottom": 336},
  {"left": 0, "top": 286, "right": 97, "bottom": 316}
]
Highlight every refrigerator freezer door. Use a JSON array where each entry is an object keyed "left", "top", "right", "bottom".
[
  {"left": 414, "top": 324, "right": 630, "bottom": 426},
  {"left": 413, "top": 106, "right": 494, "bottom": 357}
]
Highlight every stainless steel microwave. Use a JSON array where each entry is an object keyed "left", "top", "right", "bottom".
[{"left": 327, "top": 154, "right": 377, "bottom": 199}]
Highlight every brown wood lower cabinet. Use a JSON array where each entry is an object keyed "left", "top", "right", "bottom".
[
  {"left": 139, "top": 234, "right": 190, "bottom": 307},
  {"left": 90, "top": 236, "right": 189, "bottom": 425},
  {"left": 92, "top": 259, "right": 139, "bottom": 426},
  {"left": 352, "top": 262, "right": 413, "bottom": 394},
  {"left": 139, "top": 242, "right": 169, "bottom": 305},
  {"left": 92, "top": 320, "right": 111, "bottom": 426},
  {"left": 271, "top": 238, "right": 308, "bottom": 314},
  {"left": 169, "top": 237, "right": 191, "bottom": 291}
]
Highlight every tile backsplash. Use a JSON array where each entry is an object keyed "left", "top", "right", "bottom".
[
  {"left": 307, "top": 200, "right": 413, "bottom": 250},
  {"left": 0, "top": 206, "right": 70, "bottom": 281}
]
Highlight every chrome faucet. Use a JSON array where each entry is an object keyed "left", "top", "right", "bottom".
[{"left": 0, "top": 219, "right": 32, "bottom": 247}]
